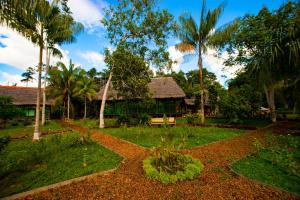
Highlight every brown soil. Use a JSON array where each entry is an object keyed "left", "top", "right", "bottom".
[{"left": 15, "top": 122, "right": 299, "bottom": 200}]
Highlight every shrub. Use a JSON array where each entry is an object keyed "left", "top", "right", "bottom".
[
  {"left": 143, "top": 154, "right": 203, "bottom": 184},
  {"left": 137, "top": 113, "right": 151, "bottom": 125},
  {"left": 185, "top": 114, "right": 199, "bottom": 125},
  {"left": 0, "top": 136, "right": 11, "bottom": 151},
  {"left": 116, "top": 114, "right": 130, "bottom": 125}
]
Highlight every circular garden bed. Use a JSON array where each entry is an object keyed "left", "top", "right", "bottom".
[{"left": 143, "top": 152, "right": 203, "bottom": 184}]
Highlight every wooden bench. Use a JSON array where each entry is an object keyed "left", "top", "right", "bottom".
[{"left": 150, "top": 117, "right": 176, "bottom": 126}]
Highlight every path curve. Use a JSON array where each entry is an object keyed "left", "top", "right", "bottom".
[{"left": 14, "top": 122, "right": 299, "bottom": 200}]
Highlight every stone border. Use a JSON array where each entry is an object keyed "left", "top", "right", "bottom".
[{"left": 2, "top": 162, "right": 124, "bottom": 200}]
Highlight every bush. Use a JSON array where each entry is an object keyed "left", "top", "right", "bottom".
[
  {"left": 143, "top": 154, "right": 203, "bottom": 184},
  {"left": 137, "top": 113, "right": 151, "bottom": 125},
  {"left": 0, "top": 136, "right": 11, "bottom": 151},
  {"left": 116, "top": 114, "right": 130, "bottom": 125},
  {"left": 117, "top": 113, "right": 151, "bottom": 126},
  {"left": 185, "top": 114, "right": 199, "bottom": 125}
]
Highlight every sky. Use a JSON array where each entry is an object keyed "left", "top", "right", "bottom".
[{"left": 0, "top": 0, "right": 284, "bottom": 87}]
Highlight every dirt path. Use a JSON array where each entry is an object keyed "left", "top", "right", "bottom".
[{"left": 16, "top": 122, "right": 299, "bottom": 200}]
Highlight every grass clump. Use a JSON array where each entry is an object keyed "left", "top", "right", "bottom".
[
  {"left": 232, "top": 134, "right": 300, "bottom": 195},
  {"left": 0, "top": 132, "right": 122, "bottom": 198}
]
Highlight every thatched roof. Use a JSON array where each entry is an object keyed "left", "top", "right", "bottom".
[
  {"left": 97, "top": 77, "right": 186, "bottom": 100},
  {"left": 0, "top": 86, "right": 52, "bottom": 106}
]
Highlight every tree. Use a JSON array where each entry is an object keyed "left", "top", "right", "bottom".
[
  {"left": 41, "top": 1, "right": 83, "bottom": 126},
  {"left": 211, "top": 1, "right": 300, "bottom": 122},
  {"left": 175, "top": 0, "right": 225, "bottom": 124},
  {"left": 0, "top": 0, "right": 83, "bottom": 140},
  {"left": 73, "top": 70, "right": 97, "bottom": 119},
  {"left": 47, "top": 60, "right": 81, "bottom": 120},
  {"left": 105, "top": 46, "right": 151, "bottom": 99},
  {"left": 21, "top": 67, "right": 35, "bottom": 86},
  {"left": 99, "top": 0, "right": 175, "bottom": 128}
]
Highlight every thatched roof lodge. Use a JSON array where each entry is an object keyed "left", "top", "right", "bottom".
[
  {"left": 98, "top": 77, "right": 185, "bottom": 100},
  {"left": 0, "top": 86, "right": 51, "bottom": 117},
  {"left": 97, "top": 77, "right": 186, "bottom": 116},
  {"left": 0, "top": 86, "right": 51, "bottom": 106}
]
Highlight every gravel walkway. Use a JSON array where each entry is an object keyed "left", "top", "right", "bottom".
[{"left": 15, "top": 122, "right": 299, "bottom": 200}]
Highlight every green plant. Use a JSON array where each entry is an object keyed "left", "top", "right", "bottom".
[
  {"left": 137, "top": 113, "right": 151, "bottom": 125},
  {"left": 143, "top": 154, "right": 203, "bottom": 184},
  {"left": 116, "top": 114, "right": 130, "bottom": 125},
  {"left": 0, "top": 136, "right": 11, "bottom": 151}
]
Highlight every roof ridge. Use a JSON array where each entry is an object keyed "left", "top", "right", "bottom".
[{"left": 0, "top": 85, "right": 44, "bottom": 89}]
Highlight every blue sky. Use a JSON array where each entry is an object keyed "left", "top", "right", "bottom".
[{"left": 0, "top": 0, "right": 284, "bottom": 86}]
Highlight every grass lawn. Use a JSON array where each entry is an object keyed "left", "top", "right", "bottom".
[
  {"left": 102, "top": 126, "right": 245, "bottom": 149},
  {"left": 73, "top": 118, "right": 116, "bottom": 128},
  {"left": 0, "top": 120, "right": 66, "bottom": 138},
  {"left": 177, "top": 117, "right": 271, "bottom": 128},
  {"left": 232, "top": 135, "right": 300, "bottom": 196},
  {"left": 0, "top": 132, "right": 122, "bottom": 198}
]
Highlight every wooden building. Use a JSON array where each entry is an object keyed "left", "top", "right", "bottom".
[
  {"left": 97, "top": 77, "right": 186, "bottom": 116},
  {"left": 0, "top": 86, "right": 51, "bottom": 117}
]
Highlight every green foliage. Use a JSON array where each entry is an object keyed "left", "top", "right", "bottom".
[
  {"left": 106, "top": 46, "right": 151, "bottom": 99},
  {"left": 102, "top": 0, "right": 175, "bottom": 70},
  {"left": 185, "top": 113, "right": 200, "bottom": 125},
  {"left": 21, "top": 67, "right": 35, "bottom": 86},
  {"left": 233, "top": 135, "right": 300, "bottom": 196},
  {"left": 0, "top": 133, "right": 122, "bottom": 197},
  {"left": 0, "top": 96, "right": 19, "bottom": 120},
  {"left": 143, "top": 124, "right": 204, "bottom": 184},
  {"left": 0, "top": 136, "right": 11, "bottom": 151},
  {"left": 143, "top": 154, "right": 203, "bottom": 184},
  {"left": 252, "top": 135, "right": 300, "bottom": 178},
  {"left": 219, "top": 92, "right": 252, "bottom": 124}
]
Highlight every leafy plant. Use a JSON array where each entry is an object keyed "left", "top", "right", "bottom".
[{"left": 0, "top": 136, "right": 11, "bottom": 151}]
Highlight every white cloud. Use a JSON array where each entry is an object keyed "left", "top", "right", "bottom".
[
  {"left": 168, "top": 46, "right": 184, "bottom": 72},
  {"left": 78, "top": 51, "right": 106, "bottom": 70},
  {"left": 68, "top": 0, "right": 106, "bottom": 31},
  {"left": 0, "top": 71, "right": 38, "bottom": 87},
  {"left": 0, "top": 26, "right": 70, "bottom": 70},
  {"left": 203, "top": 48, "right": 243, "bottom": 86}
]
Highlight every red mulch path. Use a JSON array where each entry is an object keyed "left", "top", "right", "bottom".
[{"left": 16, "top": 122, "right": 299, "bottom": 200}]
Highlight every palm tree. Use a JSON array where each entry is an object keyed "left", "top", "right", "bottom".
[
  {"left": 0, "top": 0, "right": 83, "bottom": 140},
  {"left": 21, "top": 67, "right": 35, "bottom": 86},
  {"left": 47, "top": 60, "right": 81, "bottom": 120},
  {"left": 175, "top": 0, "right": 224, "bottom": 124},
  {"left": 74, "top": 70, "right": 97, "bottom": 119}
]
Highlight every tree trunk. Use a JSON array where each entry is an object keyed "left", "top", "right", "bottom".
[
  {"left": 33, "top": 28, "right": 43, "bottom": 141},
  {"left": 99, "top": 71, "right": 113, "bottom": 128},
  {"left": 67, "top": 93, "right": 70, "bottom": 120},
  {"left": 264, "top": 84, "right": 276, "bottom": 123},
  {"left": 198, "top": 53, "right": 205, "bottom": 125},
  {"left": 42, "top": 48, "right": 50, "bottom": 126},
  {"left": 84, "top": 96, "right": 87, "bottom": 119}
]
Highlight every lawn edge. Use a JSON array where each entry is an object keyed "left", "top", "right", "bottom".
[
  {"left": 1, "top": 160, "right": 125, "bottom": 200},
  {"left": 228, "top": 154, "right": 300, "bottom": 197}
]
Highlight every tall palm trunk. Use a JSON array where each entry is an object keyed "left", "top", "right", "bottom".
[
  {"left": 33, "top": 28, "right": 43, "bottom": 140},
  {"left": 198, "top": 52, "right": 205, "bottom": 125},
  {"left": 42, "top": 48, "right": 50, "bottom": 126},
  {"left": 99, "top": 71, "right": 113, "bottom": 128},
  {"left": 264, "top": 84, "right": 276, "bottom": 123},
  {"left": 67, "top": 93, "right": 70, "bottom": 120},
  {"left": 84, "top": 96, "right": 87, "bottom": 119}
]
